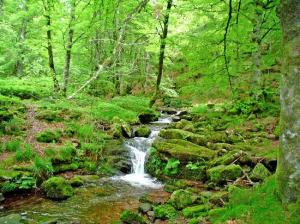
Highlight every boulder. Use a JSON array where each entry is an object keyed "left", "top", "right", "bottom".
[
  {"left": 207, "top": 164, "right": 243, "bottom": 184},
  {"left": 120, "top": 210, "right": 146, "bottom": 224},
  {"left": 138, "top": 110, "right": 159, "bottom": 124},
  {"left": 153, "top": 204, "right": 177, "bottom": 220},
  {"left": 169, "top": 189, "right": 197, "bottom": 210},
  {"left": 250, "top": 163, "right": 271, "bottom": 181},
  {"left": 69, "top": 176, "right": 84, "bottom": 187},
  {"left": 153, "top": 139, "right": 216, "bottom": 162},
  {"left": 139, "top": 203, "right": 152, "bottom": 213},
  {"left": 135, "top": 126, "right": 151, "bottom": 138},
  {"left": 41, "top": 177, "right": 74, "bottom": 200},
  {"left": 159, "top": 129, "right": 207, "bottom": 146}
]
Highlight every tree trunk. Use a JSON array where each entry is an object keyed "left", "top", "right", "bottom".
[
  {"left": 276, "top": 0, "right": 300, "bottom": 204},
  {"left": 155, "top": 0, "right": 172, "bottom": 92},
  {"left": 44, "top": 0, "right": 60, "bottom": 92},
  {"left": 62, "top": 2, "right": 75, "bottom": 96}
]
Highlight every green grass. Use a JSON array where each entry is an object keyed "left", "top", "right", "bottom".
[
  {"left": 210, "top": 176, "right": 297, "bottom": 224},
  {"left": 14, "top": 144, "right": 35, "bottom": 162},
  {"left": 5, "top": 140, "right": 22, "bottom": 152}
]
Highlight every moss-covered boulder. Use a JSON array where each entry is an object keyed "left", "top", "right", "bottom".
[
  {"left": 169, "top": 189, "right": 197, "bottom": 210},
  {"left": 69, "top": 176, "right": 84, "bottom": 187},
  {"left": 250, "top": 163, "right": 271, "bottom": 181},
  {"left": 120, "top": 210, "right": 146, "bottom": 224},
  {"left": 138, "top": 110, "right": 159, "bottom": 123},
  {"left": 36, "top": 130, "right": 61, "bottom": 143},
  {"left": 153, "top": 204, "right": 177, "bottom": 220},
  {"left": 182, "top": 204, "right": 211, "bottom": 218},
  {"left": 153, "top": 139, "right": 216, "bottom": 162},
  {"left": 207, "top": 164, "right": 243, "bottom": 184},
  {"left": 135, "top": 126, "right": 151, "bottom": 138},
  {"left": 209, "top": 150, "right": 244, "bottom": 167},
  {"left": 111, "top": 117, "right": 133, "bottom": 138},
  {"left": 0, "top": 214, "right": 22, "bottom": 224},
  {"left": 169, "top": 119, "right": 195, "bottom": 132},
  {"left": 159, "top": 129, "right": 207, "bottom": 146},
  {"left": 41, "top": 177, "right": 74, "bottom": 200}
]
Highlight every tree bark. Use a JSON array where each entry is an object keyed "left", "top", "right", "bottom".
[
  {"left": 276, "top": 0, "right": 300, "bottom": 204},
  {"left": 43, "top": 0, "right": 60, "bottom": 92},
  {"left": 62, "top": 2, "right": 75, "bottom": 96}
]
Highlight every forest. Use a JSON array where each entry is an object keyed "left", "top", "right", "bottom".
[{"left": 0, "top": 0, "right": 299, "bottom": 223}]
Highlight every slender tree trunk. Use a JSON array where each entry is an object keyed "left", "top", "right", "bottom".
[
  {"left": 44, "top": 0, "right": 59, "bottom": 92},
  {"left": 155, "top": 0, "right": 172, "bottom": 92},
  {"left": 276, "top": 0, "right": 300, "bottom": 204},
  {"left": 62, "top": 2, "right": 75, "bottom": 96}
]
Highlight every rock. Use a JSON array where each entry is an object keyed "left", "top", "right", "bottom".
[
  {"left": 170, "top": 119, "right": 195, "bottom": 132},
  {"left": 0, "top": 193, "right": 5, "bottom": 202},
  {"left": 36, "top": 130, "right": 61, "bottom": 143},
  {"left": 41, "top": 177, "right": 74, "bottom": 200},
  {"left": 111, "top": 117, "right": 133, "bottom": 138},
  {"left": 182, "top": 204, "right": 211, "bottom": 218},
  {"left": 0, "top": 214, "right": 22, "bottom": 224},
  {"left": 139, "top": 203, "right": 152, "bottom": 213},
  {"left": 135, "top": 126, "right": 151, "bottom": 138},
  {"left": 160, "top": 107, "right": 178, "bottom": 114},
  {"left": 207, "top": 164, "right": 243, "bottom": 184},
  {"left": 153, "top": 204, "right": 177, "bottom": 220},
  {"left": 177, "top": 110, "right": 188, "bottom": 117},
  {"left": 159, "top": 129, "right": 207, "bottom": 146},
  {"left": 69, "top": 176, "right": 84, "bottom": 187},
  {"left": 250, "top": 163, "right": 271, "bottom": 181},
  {"left": 169, "top": 189, "right": 197, "bottom": 210},
  {"left": 200, "top": 191, "right": 229, "bottom": 206},
  {"left": 153, "top": 139, "right": 216, "bottom": 162},
  {"left": 147, "top": 211, "right": 155, "bottom": 223},
  {"left": 210, "top": 150, "right": 244, "bottom": 166},
  {"left": 172, "top": 116, "right": 181, "bottom": 122},
  {"left": 138, "top": 110, "right": 159, "bottom": 124},
  {"left": 120, "top": 210, "right": 146, "bottom": 224}
]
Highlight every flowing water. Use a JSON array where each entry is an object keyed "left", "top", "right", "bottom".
[{"left": 0, "top": 114, "right": 173, "bottom": 223}]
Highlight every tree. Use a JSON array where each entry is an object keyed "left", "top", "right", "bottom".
[{"left": 276, "top": 0, "right": 300, "bottom": 204}]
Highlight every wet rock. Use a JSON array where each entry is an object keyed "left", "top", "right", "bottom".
[
  {"left": 169, "top": 189, "right": 197, "bottom": 210},
  {"left": 0, "top": 193, "right": 5, "bottom": 202},
  {"left": 207, "top": 164, "right": 243, "bottom": 185},
  {"left": 153, "top": 139, "right": 216, "bottom": 162},
  {"left": 139, "top": 203, "right": 152, "bottom": 213},
  {"left": 120, "top": 210, "right": 146, "bottom": 224},
  {"left": 0, "top": 214, "right": 22, "bottom": 224},
  {"left": 172, "top": 116, "right": 181, "bottom": 122},
  {"left": 250, "top": 163, "right": 271, "bottom": 181},
  {"left": 41, "top": 177, "right": 74, "bottom": 200},
  {"left": 135, "top": 126, "right": 151, "bottom": 138},
  {"left": 69, "top": 176, "right": 84, "bottom": 187},
  {"left": 153, "top": 204, "right": 177, "bottom": 220},
  {"left": 138, "top": 110, "right": 159, "bottom": 124}
]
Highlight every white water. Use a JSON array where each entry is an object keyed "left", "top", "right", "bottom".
[{"left": 118, "top": 115, "right": 173, "bottom": 188}]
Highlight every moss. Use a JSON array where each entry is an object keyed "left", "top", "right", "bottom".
[
  {"left": 120, "top": 210, "right": 146, "bottom": 224},
  {"left": 209, "top": 150, "right": 244, "bottom": 167},
  {"left": 138, "top": 109, "right": 159, "bottom": 123},
  {"left": 1, "top": 182, "right": 17, "bottom": 193},
  {"left": 159, "top": 129, "right": 207, "bottom": 146},
  {"left": 169, "top": 189, "right": 197, "bottom": 210},
  {"left": 182, "top": 204, "right": 211, "bottom": 218},
  {"left": 36, "top": 130, "right": 61, "bottom": 143},
  {"left": 153, "top": 139, "right": 216, "bottom": 162},
  {"left": 207, "top": 164, "right": 243, "bottom": 184},
  {"left": 53, "top": 163, "right": 79, "bottom": 173},
  {"left": 111, "top": 117, "right": 132, "bottom": 138},
  {"left": 135, "top": 126, "right": 151, "bottom": 137},
  {"left": 153, "top": 204, "right": 177, "bottom": 220},
  {"left": 69, "top": 176, "right": 84, "bottom": 187},
  {"left": 41, "top": 177, "right": 74, "bottom": 200},
  {"left": 250, "top": 163, "right": 271, "bottom": 181}
]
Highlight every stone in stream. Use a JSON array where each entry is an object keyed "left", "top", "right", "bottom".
[
  {"left": 135, "top": 126, "right": 151, "bottom": 138},
  {"left": 172, "top": 116, "right": 181, "bottom": 122},
  {"left": 41, "top": 177, "right": 74, "bottom": 200},
  {"left": 159, "top": 107, "right": 178, "bottom": 114}
]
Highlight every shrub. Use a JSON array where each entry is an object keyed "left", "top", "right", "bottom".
[
  {"left": 36, "top": 130, "right": 61, "bottom": 143},
  {"left": 88, "top": 80, "right": 115, "bottom": 98},
  {"left": 14, "top": 145, "right": 35, "bottom": 162}
]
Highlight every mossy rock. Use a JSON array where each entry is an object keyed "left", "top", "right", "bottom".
[
  {"left": 159, "top": 129, "right": 207, "bottom": 146},
  {"left": 207, "top": 164, "right": 243, "bottom": 184},
  {"left": 135, "top": 126, "right": 151, "bottom": 138},
  {"left": 209, "top": 150, "right": 244, "bottom": 167},
  {"left": 182, "top": 204, "right": 210, "bottom": 218},
  {"left": 69, "top": 176, "right": 84, "bottom": 187},
  {"left": 169, "top": 189, "right": 197, "bottom": 210},
  {"left": 153, "top": 139, "right": 216, "bottom": 162},
  {"left": 111, "top": 117, "right": 132, "bottom": 138},
  {"left": 0, "top": 214, "right": 22, "bottom": 224},
  {"left": 182, "top": 165, "right": 207, "bottom": 181},
  {"left": 200, "top": 191, "right": 229, "bottom": 206},
  {"left": 168, "top": 119, "right": 195, "bottom": 132},
  {"left": 41, "top": 177, "right": 74, "bottom": 200},
  {"left": 138, "top": 110, "right": 159, "bottom": 124},
  {"left": 120, "top": 210, "right": 146, "bottom": 224},
  {"left": 153, "top": 204, "right": 177, "bottom": 220},
  {"left": 36, "top": 130, "right": 61, "bottom": 143},
  {"left": 250, "top": 163, "right": 271, "bottom": 181}
]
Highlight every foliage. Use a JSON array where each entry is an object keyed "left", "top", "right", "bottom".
[
  {"left": 14, "top": 145, "right": 35, "bottom": 162},
  {"left": 31, "top": 156, "right": 54, "bottom": 181},
  {"left": 163, "top": 158, "right": 180, "bottom": 175},
  {"left": 5, "top": 140, "right": 22, "bottom": 152}
]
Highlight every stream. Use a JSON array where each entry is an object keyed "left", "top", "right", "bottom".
[{"left": 0, "top": 114, "right": 173, "bottom": 224}]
